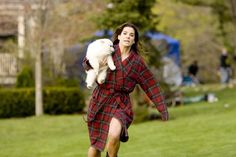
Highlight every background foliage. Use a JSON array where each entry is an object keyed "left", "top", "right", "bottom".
[{"left": 0, "top": 87, "right": 85, "bottom": 118}]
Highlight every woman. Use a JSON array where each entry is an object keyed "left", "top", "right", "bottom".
[{"left": 83, "top": 22, "right": 169, "bottom": 157}]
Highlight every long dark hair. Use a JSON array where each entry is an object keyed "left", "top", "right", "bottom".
[{"left": 112, "top": 22, "right": 140, "bottom": 53}]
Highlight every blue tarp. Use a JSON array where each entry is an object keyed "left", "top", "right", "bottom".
[
  {"left": 95, "top": 30, "right": 113, "bottom": 37},
  {"left": 145, "top": 32, "right": 180, "bottom": 66}
]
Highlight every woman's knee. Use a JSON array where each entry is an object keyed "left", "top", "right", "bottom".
[
  {"left": 108, "top": 133, "right": 120, "bottom": 142},
  {"left": 88, "top": 146, "right": 101, "bottom": 157},
  {"left": 108, "top": 118, "right": 122, "bottom": 140}
]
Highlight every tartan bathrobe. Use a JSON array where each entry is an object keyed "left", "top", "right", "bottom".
[{"left": 83, "top": 45, "right": 168, "bottom": 151}]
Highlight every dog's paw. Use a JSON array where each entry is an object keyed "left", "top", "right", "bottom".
[
  {"left": 87, "top": 84, "right": 93, "bottom": 89},
  {"left": 97, "top": 79, "right": 105, "bottom": 84},
  {"left": 110, "top": 65, "right": 116, "bottom": 71}
]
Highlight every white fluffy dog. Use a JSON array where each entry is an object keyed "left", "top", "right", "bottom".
[{"left": 85, "top": 38, "right": 116, "bottom": 89}]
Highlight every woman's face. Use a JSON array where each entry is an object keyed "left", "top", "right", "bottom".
[{"left": 118, "top": 26, "right": 135, "bottom": 47}]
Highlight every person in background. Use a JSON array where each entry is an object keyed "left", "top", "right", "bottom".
[
  {"left": 83, "top": 22, "right": 169, "bottom": 157},
  {"left": 219, "top": 48, "right": 232, "bottom": 85},
  {"left": 188, "top": 60, "right": 199, "bottom": 85}
]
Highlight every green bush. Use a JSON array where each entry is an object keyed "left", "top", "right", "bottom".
[
  {"left": 43, "top": 87, "right": 85, "bottom": 114},
  {"left": 16, "top": 66, "right": 34, "bottom": 88},
  {"left": 0, "top": 87, "right": 85, "bottom": 118},
  {"left": 52, "top": 78, "right": 80, "bottom": 87}
]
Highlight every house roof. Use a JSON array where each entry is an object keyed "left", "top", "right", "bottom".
[
  {"left": 0, "top": 15, "right": 17, "bottom": 36},
  {"left": 0, "top": 0, "right": 39, "bottom": 36}
]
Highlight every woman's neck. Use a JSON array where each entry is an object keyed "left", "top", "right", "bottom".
[{"left": 119, "top": 43, "right": 131, "bottom": 55}]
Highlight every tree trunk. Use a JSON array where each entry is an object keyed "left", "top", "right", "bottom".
[
  {"left": 230, "top": 0, "right": 236, "bottom": 44},
  {"left": 35, "top": 0, "right": 48, "bottom": 116},
  {"left": 35, "top": 46, "right": 43, "bottom": 116},
  {"left": 230, "top": 0, "right": 236, "bottom": 20}
]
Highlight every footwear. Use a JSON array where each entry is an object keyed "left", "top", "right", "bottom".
[{"left": 120, "top": 129, "right": 129, "bottom": 142}]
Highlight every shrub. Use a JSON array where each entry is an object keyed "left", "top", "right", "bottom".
[
  {"left": 52, "top": 78, "right": 80, "bottom": 87},
  {"left": 16, "top": 66, "right": 34, "bottom": 88},
  {"left": 43, "top": 87, "right": 85, "bottom": 114},
  {"left": 0, "top": 88, "right": 35, "bottom": 118},
  {"left": 0, "top": 87, "right": 85, "bottom": 118}
]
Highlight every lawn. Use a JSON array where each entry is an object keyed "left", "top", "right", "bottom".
[{"left": 0, "top": 85, "right": 236, "bottom": 157}]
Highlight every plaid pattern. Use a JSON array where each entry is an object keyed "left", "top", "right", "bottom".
[{"left": 83, "top": 45, "right": 168, "bottom": 151}]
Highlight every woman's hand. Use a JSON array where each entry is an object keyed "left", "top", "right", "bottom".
[
  {"left": 161, "top": 111, "right": 169, "bottom": 121},
  {"left": 100, "top": 58, "right": 107, "bottom": 67}
]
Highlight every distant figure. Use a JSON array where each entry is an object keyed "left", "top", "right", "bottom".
[
  {"left": 219, "top": 48, "right": 231, "bottom": 84},
  {"left": 188, "top": 60, "right": 199, "bottom": 77},
  {"left": 188, "top": 60, "right": 199, "bottom": 84}
]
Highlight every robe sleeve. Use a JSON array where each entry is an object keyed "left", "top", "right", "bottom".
[
  {"left": 82, "top": 57, "right": 93, "bottom": 71},
  {"left": 137, "top": 58, "right": 169, "bottom": 121}
]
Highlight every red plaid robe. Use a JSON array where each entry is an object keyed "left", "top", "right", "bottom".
[{"left": 83, "top": 45, "right": 168, "bottom": 151}]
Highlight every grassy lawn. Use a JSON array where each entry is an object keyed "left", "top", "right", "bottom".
[{"left": 0, "top": 85, "right": 236, "bottom": 157}]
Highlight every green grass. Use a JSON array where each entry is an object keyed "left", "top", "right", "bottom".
[
  {"left": 0, "top": 85, "right": 236, "bottom": 157},
  {"left": 0, "top": 115, "right": 89, "bottom": 157}
]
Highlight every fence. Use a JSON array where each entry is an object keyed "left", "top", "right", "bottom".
[{"left": 0, "top": 53, "right": 18, "bottom": 85}]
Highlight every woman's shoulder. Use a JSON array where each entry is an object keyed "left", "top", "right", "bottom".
[{"left": 132, "top": 52, "right": 145, "bottom": 65}]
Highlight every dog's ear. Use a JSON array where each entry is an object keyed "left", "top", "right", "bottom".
[{"left": 100, "top": 40, "right": 105, "bottom": 44}]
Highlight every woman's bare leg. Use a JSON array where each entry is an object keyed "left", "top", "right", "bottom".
[
  {"left": 106, "top": 117, "right": 122, "bottom": 157},
  {"left": 88, "top": 146, "right": 101, "bottom": 157}
]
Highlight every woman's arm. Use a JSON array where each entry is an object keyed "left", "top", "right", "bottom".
[{"left": 137, "top": 58, "right": 169, "bottom": 121}]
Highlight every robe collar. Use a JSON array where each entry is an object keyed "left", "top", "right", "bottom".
[
  {"left": 114, "top": 44, "right": 136, "bottom": 79},
  {"left": 114, "top": 44, "right": 135, "bottom": 67}
]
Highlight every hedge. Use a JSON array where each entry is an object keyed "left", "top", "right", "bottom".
[{"left": 0, "top": 87, "right": 85, "bottom": 118}]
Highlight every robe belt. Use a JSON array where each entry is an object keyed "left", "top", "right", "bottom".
[
  {"left": 87, "top": 87, "right": 130, "bottom": 122},
  {"left": 97, "top": 87, "right": 130, "bottom": 95}
]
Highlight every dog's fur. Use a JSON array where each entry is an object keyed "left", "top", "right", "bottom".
[{"left": 85, "top": 38, "right": 116, "bottom": 89}]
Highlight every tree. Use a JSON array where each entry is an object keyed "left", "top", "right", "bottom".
[
  {"left": 97, "top": 0, "right": 159, "bottom": 32},
  {"left": 230, "top": 0, "right": 236, "bottom": 23},
  {"left": 165, "top": 0, "right": 236, "bottom": 82},
  {"left": 229, "top": 0, "right": 236, "bottom": 45},
  {"left": 174, "top": 0, "right": 234, "bottom": 47},
  {"left": 27, "top": 0, "right": 50, "bottom": 116}
]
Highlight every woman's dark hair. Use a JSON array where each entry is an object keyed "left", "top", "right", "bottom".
[{"left": 112, "top": 22, "right": 140, "bottom": 53}]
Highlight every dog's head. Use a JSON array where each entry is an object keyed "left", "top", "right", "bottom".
[{"left": 96, "top": 38, "right": 114, "bottom": 55}]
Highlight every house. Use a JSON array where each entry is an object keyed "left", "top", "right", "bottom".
[{"left": 0, "top": 0, "right": 41, "bottom": 85}]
